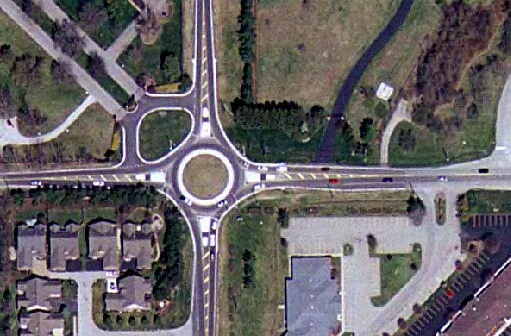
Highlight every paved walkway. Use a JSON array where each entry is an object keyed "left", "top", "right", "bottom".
[
  {"left": 106, "top": 21, "right": 139, "bottom": 60},
  {"left": 0, "top": 95, "right": 96, "bottom": 148},
  {"left": 34, "top": 0, "right": 143, "bottom": 99},
  {"left": 0, "top": 0, "right": 126, "bottom": 119},
  {"left": 380, "top": 99, "right": 411, "bottom": 166}
]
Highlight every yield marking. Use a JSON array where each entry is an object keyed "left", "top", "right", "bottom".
[
  {"left": 113, "top": 175, "right": 119, "bottom": 182},
  {"left": 285, "top": 173, "right": 293, "bottom": 180},
  {"left": 297, "top": 173, "right": 305, "bottom": 179},
  {"left": 309, "top": 173, "right": 316, "bottom": 179}
]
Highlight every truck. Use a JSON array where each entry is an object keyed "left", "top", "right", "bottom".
[
  {"left": 198, "top": 215, "right": 211, "bottom": 233},
  {"left": 135, "top": 172, "right": 166, "bottom": 183}
]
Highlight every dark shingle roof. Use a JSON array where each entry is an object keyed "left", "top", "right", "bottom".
[
  {"left": 105, "top": 275, "right": 152, "bottom": 312},
  {"left": 17, "top": 277, "right": 62, "bottom": 311},
  {"left": 19, "top": 312, "right": 64, "bottom": 335},
  {"left": 17, "top": 223, "right": 47, "bottom": 271},
  {"left": 122, "top": 223, "right": 154, "bottom": 270},
  {"left": 88, "top": 220, "right": 119, "bottom": 270},
  {"left": 49, "top": 223, "right": 80, "bottom": 271}
]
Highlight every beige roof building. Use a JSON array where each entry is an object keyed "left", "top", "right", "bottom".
[
  {"left": 105, "top": 275, "right": 152, "bottom": 312},
  {"left": 122, "top": 222, "right": 154, "bottom": 270},
  {"left": 17, "top": 277, "right": 62, "bottom": 312},
  {"left": 17, "top": 223, "right": 47, "bottom": 271},
  {"left": 19, "top": 312, "right": 64, "bottom": 336},
  {"left": 49, "top": 223, "right": 80, "bottom": 271},
  {"left": 88, "top": 220, "right": 119, "bottom": 271}
]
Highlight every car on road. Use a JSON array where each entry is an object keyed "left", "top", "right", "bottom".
[
  {"left": 210, "top": 252, "right": 215, "bottom": 261},
  {"left": 258, "top": 165, "right": 268, "bottom": 172},
  {"left": 209, "top": 234, "right": 216, "bottom": 247},
  {"left": 211, "top": 219, "right": 218, "bottom": 231},
  {"left": 382, "top": 177, "right": 393, "bottom": 182},
  {"left": 276, "top": 164, "right": 288, "bottom": 172},
  {"left": 479, "top": 168, "right": 489, "bottom": 174},
  {"left": 438, "top": 176, "right": 448, "bottom": 182},
  {"left": 241, "top": 160, "right": 249, "bottom": 168},
  {"left": 184, "top": 198, "right": 193, "bottom": 206},
  {"left": 202, "top": 235, "right": 209, "bottom": 247},
  {"left": 217, "top": 199, "right": 228, "bottom": 208},
  {"left": 253, "top": 183, "right": 266, "bottom": 192},
  {"left": 92, "top": 180, "right": 105, "bottom": 187},
  {"left": 31, "top": 180, "right": 42, "bottom": 186},
  {"left": 321, "top": 167, "right": 330, "bottom": 172},
  {"left": 328, "top": 178, "right": 340, "bottom": 184}
]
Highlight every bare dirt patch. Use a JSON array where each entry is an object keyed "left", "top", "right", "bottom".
[
  {"left": 183, "top": 155, "right": 228, "bottom": 199},
  {"left": 255, "top": 0, "right": 400, "bottom": 107}
]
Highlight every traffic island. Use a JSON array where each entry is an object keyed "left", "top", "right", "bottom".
[{"left": 183, "top": 155, "right": 228, "bottom": 199}]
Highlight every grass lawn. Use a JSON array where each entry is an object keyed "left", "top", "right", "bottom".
[
  {"left": 139, "top": 110, "right": 191, "bottom": 161},
  {"left": 182, "top": 155, "right": 228, "bottom": 199},
  {"left": 226, "top": 125, "right": 325, "bottom": 163},
  {"left": 4, "top": 103, "right": 115, "bottom": 167},
  {"left": 389, "top": 121, "right": 447, "bottom": 167},
  {"left": 460, "top": 190, "right": 511, "bottom": 215},
  {"left": 255, "top": 0, "right": 401, "bottom": 108},
  {"left": 346, "top": 0, "right": 441, "bottom": 127},
  {"left": 218, "top": 211, "right": 288, "bottom": 336},
  {"left": 119, "top": 0, "right": 184, "bottom": 86},
  {"left": 0, "top": 11, "right": 85, "bottom": 136},
  {"left": 371, "top": 243, "right": 422, "bottom": 307},
  {"left": 56, "top": 0, "right": 137, "bottom": 48}
]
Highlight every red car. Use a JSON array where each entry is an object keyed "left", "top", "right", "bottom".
[
  {"left": 445, "top": 288, "right": 455, "bottom": 299},
  {"left": 328, "top": 178, "right": 340, "bottom": 184}
]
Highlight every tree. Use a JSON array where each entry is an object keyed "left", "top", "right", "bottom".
[
  {"left": 51, "top": 60, "right": 74, "bottom": 86},
  {"left": 407, "top": 194, "right": 425, "bottom": 225},
  {"left": 367, "top": 234, "right": 377, "bottom": 252},
  {"left": 0, "top": 86, "right": 15, "bottom": 119},
  {"left": 87, "top": 52, "right": 108, "bottom": 81},
  {"left": 162, "top": 54, "right": 180, "bottom": 83},
  {"left": 79, "top": 2, "right": 108, "bottom": 32},
  {"left": 277, "top": 208, "right": 289, "bottom": 228},
  {"left": 483, "top": 233, "right": 501, "bottom": 254},
  {"left": 12, "top": 54, "right": 42, "bottom": 86},
  {"left": 52, "top": 19, "right": 84, "bottom": 57},
  {"left": 359, "top": 118, "right": 375, "bottom": 143}
]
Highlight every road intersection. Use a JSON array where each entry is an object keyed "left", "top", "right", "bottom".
[{"left": 1, "top": 0, "right": 511, "bottom": 335}]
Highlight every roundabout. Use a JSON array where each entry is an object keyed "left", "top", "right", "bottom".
[{"left": 177, "top": 148, "right": 236, "bottom": 207}]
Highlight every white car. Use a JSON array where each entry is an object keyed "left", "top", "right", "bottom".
[
  {"left": 185, "top": 198, "right": 193, "bottom": 206},
  {"left": 258, "top": 165, "right": 269, "bottom": 172},
  {"left": 209, "top": 234, "right": 216, "bottom": 247},
  {"left": 210, "top": 252, "right": 215, "bottom": 261},
  {"left": 92, "top": 181, "right": 105, "bottom": 187},
  {"left": 438, "top": 176, "right": 448, "bottom": 182},
  {"left": 30, "top": 181, "right": 42, "bottom": 186},
  {"left": 253, "top": 183, "right": 266, "bottom": 192},
  {"left": 276, "top": 164, "right": 288, "bottom": 172},
  {"left": 202, "top": 236, "right": 209, "bottom": 247},
  {"left": 217, "top": 199, "right": 228, "bottom": 208},
  {"left": 211, "top": 219, "right": 218, "bottom": 231}
]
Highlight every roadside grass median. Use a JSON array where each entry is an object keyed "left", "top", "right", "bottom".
[
  {"left": 371, "top": 243, "right": 422, "bottom": 307},
  {"left": 139, "top": 110, "right": 191, "bottom": 161}
]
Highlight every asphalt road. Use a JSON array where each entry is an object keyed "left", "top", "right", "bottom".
[{"left": 4, "top": 0, "right": 511, "bottom": 334}]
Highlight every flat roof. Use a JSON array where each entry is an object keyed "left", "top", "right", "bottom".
[
  {"left": 445, "top": 262, "right": 511, "bottom": 336},
  {"left": 285, "top": 257, "right": 341, "bottom": 336}
]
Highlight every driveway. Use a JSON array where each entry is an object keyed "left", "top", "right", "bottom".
[
  {"left": 380, "top": 99, "right": 411, "bottom": 166},
  {"left": 50, "top": 271, "right": 192, "bottom": 336}
]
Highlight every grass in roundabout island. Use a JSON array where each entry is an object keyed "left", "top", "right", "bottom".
[
  {"left": 182, "top": 155, "right": 228, "bottom": 199},
  {"left": 139, "top": 110, "right": 191, "bottom": 161}
]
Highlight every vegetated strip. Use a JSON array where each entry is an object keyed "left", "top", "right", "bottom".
[{"left": 315, "top": 0, "right": 415, "bottom": 163}]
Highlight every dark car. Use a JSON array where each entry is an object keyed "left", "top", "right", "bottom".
[
  {"left": 478, "top": 168, "right": 489, "bottom": 174},
  {"left": 382, "top": 177, "right": 393, "bottom": 182},
  {"left": 321, "top": 167, "right": 330, "bottom": 172}
]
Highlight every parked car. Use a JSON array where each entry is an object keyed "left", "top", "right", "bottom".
[
  {"left": 258, "top": 165, "right": 269, "bottom": 172},
  {"left": 253, "top": 183, "right": 266, "bottom": 192},
  {"left": 202, "top": 236, "right": 209, "bottom": 247},
  {"left": 328, "top": 178, "right": 340, "bottom": 184},
  {"left": 276, "top": 164, "right": 288, "bottom": 172},
  {"left": 217, "top": 199, "right": 228, "bottom": 208},
  {"left": 382, "top": 177, "right": 393, "bottom": 183},
  {"left": 438, "top": 176, "right": 447, "bottom": 182},
  {"left": 209, "top": 234, "right": 216, "bottom": 247},
  {"left": 92, "top": 180, "right": 105, "bottom": 187},
  {"left": 30, "top": 180, "right": 42, "bottom": 186}
]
